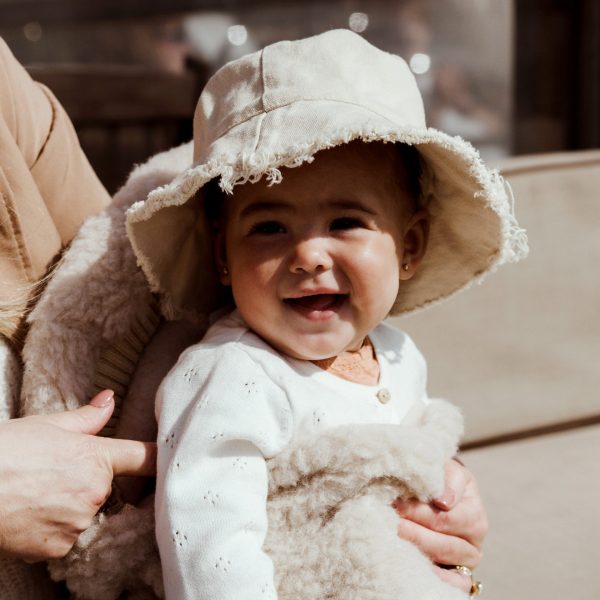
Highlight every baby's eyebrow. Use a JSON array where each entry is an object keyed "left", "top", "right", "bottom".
[
  {"left": 239, "top": 200, "right": 294, "bottom": 218},
  {"left": 327, "top": 199, "right": 377, "bottom": 214},
  {"left": 238, "top": 198, "right": 377, "bottom": 218}
]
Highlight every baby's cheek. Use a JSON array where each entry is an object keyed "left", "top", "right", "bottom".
[
  {"left": 366, "top": 257, "right": 400, "bottom": 311},
  {"left": 355, "top": 240, "right": 399, "bottom": 279}
]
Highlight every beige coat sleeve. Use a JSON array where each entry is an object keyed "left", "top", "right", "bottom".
[{"left": 0, "top": 37, "right": 110, "bottom": 342}]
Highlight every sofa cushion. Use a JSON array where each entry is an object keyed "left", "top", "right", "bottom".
[
  {"left": 390, "top": 150, "right": 600, "bottom": 443},
  {"left": 462, "top": 425, "right": 600, "bottom": 599}
]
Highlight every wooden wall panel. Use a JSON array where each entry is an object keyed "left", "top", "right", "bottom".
[{"left": 514, "top": 0, "right": 600, "bottom": 154}]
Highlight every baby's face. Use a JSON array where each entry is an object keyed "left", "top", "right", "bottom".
[{"left": 217, "top": 141, "right": 426, "bottom": 360}]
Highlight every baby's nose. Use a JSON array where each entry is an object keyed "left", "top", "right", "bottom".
[{"left": 289, "top": 238, "right": 333, "bottom": 274}]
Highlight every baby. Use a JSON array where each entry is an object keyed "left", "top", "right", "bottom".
[{"left": 126, "top": 29, "right": 527, "bottom": 599}]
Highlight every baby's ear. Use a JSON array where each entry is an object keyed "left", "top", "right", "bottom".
[
  {"left": 212, "top": 228, "right": 231, "bottom": 286},
  {"left": 400, "top": 211, "right": 429, "bottom": 281}
]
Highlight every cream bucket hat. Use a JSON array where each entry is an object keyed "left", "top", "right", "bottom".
[{"left": 126, "top": 29, "right": 528, "bottom": 322}]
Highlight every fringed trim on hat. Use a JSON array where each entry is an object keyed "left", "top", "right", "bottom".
[
  {"left": 127, "top": 123, "right": 528, "bottom": 319},
  {"left": 489, "top": 172, "right": 530, "bottom": 263},
  {"left": 389, "top": 158, "right": 529, "bottom": 316},
  {"left": 128, "top": 124, "right": 433, "bottom": 221}
]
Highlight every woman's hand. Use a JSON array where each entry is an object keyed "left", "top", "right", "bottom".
[
  {"left": 0, "top": 390, "right": 156, "bottom": 562},
  {"left": 393, "top": 459, "right": 488, "bottom": 594}
]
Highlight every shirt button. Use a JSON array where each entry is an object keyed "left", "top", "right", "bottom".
[{"left": 376, "top": 388, "right": 391, "bottom": 404}]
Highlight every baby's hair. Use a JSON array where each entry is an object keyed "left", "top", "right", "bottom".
[
  {"left": 203, "top": 177, "right": 226, "bottom": 225},
  {"left": 390, "top": 143, "right": 423, "bottom": 214},
  {"left": 202, "top": 142, "right": 423, "bottom": 224}
]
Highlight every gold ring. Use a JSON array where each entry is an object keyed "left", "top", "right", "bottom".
[{"left": 453, "top": 565, "right": 483, "bottom": 596}]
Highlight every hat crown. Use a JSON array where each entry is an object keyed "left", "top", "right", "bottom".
[
  {"left": 126, "top": 30, "right": 527, "bottom": 324},
  {"left": 194, "top": 29, "right": 426, "bottom": 162}
]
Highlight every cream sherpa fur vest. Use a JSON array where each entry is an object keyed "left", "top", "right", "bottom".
[{"left": 21, "top": 144, "right": 467, "bottom": 600}]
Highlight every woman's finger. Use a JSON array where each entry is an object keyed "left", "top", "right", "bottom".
[
  {"left": 393, "top": 496, "right": 485, "bottom": 548},
  {"left": 394, "top": 498, "right": 458, "bottom": 534},
  {"left": 100, "top": 437, "right": 157, "bottom": 477},
  {"left": 432, "top": 459, "right": 468, "bottom": 510},
  {"left": 397, "top": 518, "right": 482, "bottom": 569},
  {"left": 393, "top": 465, "right": 488, "bottom": 550},
  {"left": 431, "top": 565, "right": 472, "bottom": 593}
]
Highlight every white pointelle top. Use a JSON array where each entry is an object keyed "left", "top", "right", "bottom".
[{"left": 155, "top": 310, "right": 429, "bottom": 599}]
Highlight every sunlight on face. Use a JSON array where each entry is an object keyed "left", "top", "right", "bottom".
[{"left": 216, "top": 141, "right": 426, "bottom": 360}]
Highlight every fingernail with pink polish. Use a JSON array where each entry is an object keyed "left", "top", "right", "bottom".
[
  {"left": 91, "top": 389, "right": 114, "bottom": 408},
  {"left": 433, "top": 490, "right": 455, "bottom": 510}
]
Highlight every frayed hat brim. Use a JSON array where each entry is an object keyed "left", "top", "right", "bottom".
[{"left": 127, "top": 98, "right": 528, "bottom": 322}]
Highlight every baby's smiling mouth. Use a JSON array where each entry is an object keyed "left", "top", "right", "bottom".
[{"left": 284, "top": 293, "right": 347, "bottom": 315}]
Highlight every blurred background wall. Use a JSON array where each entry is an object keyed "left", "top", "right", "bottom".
[{"left": 0, "top": 0, "right": 598, "bottom": 192}]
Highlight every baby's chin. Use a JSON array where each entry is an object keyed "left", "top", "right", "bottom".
[{"left": 264, "top": 333, "right": 366, "bottom": 362}]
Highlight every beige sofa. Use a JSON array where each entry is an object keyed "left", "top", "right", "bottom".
[{"left": 392, "top": 149, "right": 600, "bottom": 599}]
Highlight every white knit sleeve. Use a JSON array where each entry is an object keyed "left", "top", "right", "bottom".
[{"left": 155, "top": 344, "right": 292, "bottom": 600}]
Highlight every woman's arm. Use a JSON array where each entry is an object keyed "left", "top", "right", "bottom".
[{"left": 0, "top": 36, "right": 110, "bottom": 343}]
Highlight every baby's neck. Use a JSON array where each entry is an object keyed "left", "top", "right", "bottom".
[{"left": 311, "top": 338, "right": 379, "bottom": 385}]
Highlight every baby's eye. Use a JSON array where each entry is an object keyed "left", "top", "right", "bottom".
[
  {"left": 330, "top": 217, "right": 364, "bottom": 231},
  {"left": 249, "top": 221, "right": 286, "bottom": 235}
]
